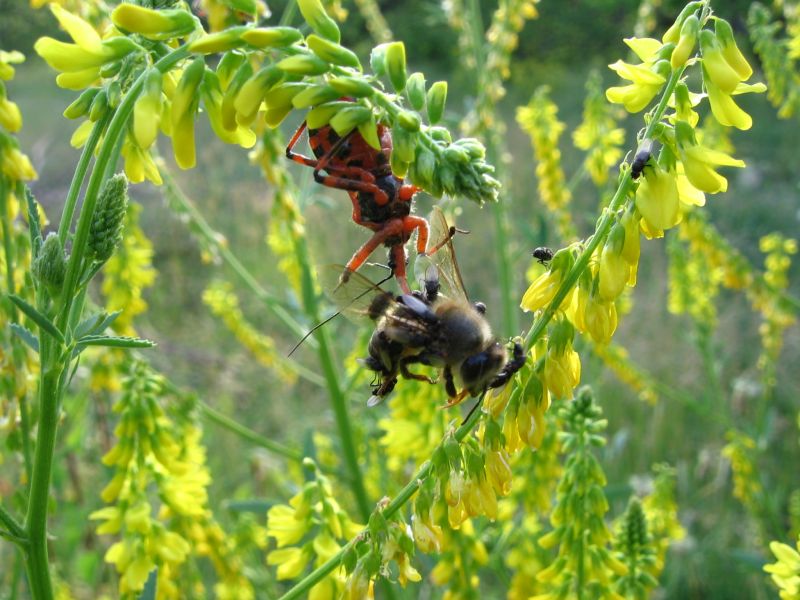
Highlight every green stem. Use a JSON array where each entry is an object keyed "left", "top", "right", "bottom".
[
  {"left": 199, "top": 402, "right": 346, "bottom": 478},
  {"left": 158, "top": 165, "right": 313, "bottom": 346},
  {"left": 23, "top": 338, "right": 64, "bottom": 600},
  {"left": 56, "top": 113, "right": 111, "bottom": 245},
  {"left": 293, "top": 232, "right": 371, "bottom": 520}
]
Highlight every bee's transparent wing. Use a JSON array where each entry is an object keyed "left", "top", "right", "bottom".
[
  {"left": 414, "top": 206, "right": 469, "bottom": 302},
  {"left": 318, "top": 264, "right": 395, "bottom": 324}
]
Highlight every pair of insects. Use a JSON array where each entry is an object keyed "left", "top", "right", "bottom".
[{"left": 286, "top": 112, "right": 525, "bottom": 407}]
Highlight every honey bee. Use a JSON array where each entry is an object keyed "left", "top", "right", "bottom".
[{"left": 326, "top": 208, "right": 525, "bottom": 407}]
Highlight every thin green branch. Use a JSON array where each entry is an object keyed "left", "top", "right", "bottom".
[
  {"left": 158, "top": 164, "right": 314, "bottom": 346},
  {"left": 56, "top": 113, "right": 111, "bottom": 245},
  {"left": 0, "top": 503, "right": 25, "bottom": 543},
  {"left": 199, "top": 402, "right": 346, "bottom": 479}
]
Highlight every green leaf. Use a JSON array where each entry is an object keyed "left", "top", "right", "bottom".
[
  {"left": 10, "top": 323, "right": 39, "bottom": 353},
  {"left": 25, "top": 187, "right": 43, "bottom": 260},
  {"left": 76, "top": 335, "right": 156, "bottom": 349},
  {"left": 8, "top": 295, "right": 64, "bottom": 344},
  {"left": 137, "top": 569, "right": 157, "bottom": 600},
  {"left": 74, "top": 310, "right": 122, "bottom": 339}
]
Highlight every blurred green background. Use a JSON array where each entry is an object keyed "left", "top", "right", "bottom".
[{"left": 2, "top": 0, "right": 799, "bottom": 598}]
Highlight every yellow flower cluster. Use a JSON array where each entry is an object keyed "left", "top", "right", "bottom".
[
  {"left": 202, "top": 280, "right": 297, "bottom": 383},
  {"left": 755, "top": 234, "right": 797, "bottom": 389},
  {"left": 100, "top": 203, "right": 155, "bottom": 336},
  {"left": 749, "top": 3, "right": 800, "bottom": 118},
  {"left": 573, "top": 72, "right": 626, "bottom": 186},
  {"left": 533, "top": 389, "right": 628, "bottom": 600},
  {"left": 592, "top": 343, "right": 659, "bottom": 405},
  {"left": 517, "top": 87, "right": 575, "bottom": 240},
  {"left": 722, "top": 429, "right": 764, "bottom": 513},
  {"left": 89, "top": 361, "right": 236, "bottom": 598},
  {"left": 640, "top": 464, "right": 686, "bottom": 575},
  {"left": 428, "top": 520, "right": 489, "bottom": 597},
  {"left": 266, "top": 461, "right": 361, "bottom": 597}
]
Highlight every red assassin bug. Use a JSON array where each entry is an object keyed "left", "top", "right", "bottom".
[{"left": 286, "top": 107, "right": 430, "bottom": 294}]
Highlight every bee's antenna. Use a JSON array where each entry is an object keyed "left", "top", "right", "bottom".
[
  {"left": 287, "top": 269, "right": 395, "bottom": 357},
  {"left": 287, "top": 312, "right": 342, "bottom": 357}
]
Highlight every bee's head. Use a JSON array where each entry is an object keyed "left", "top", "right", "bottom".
[{"left": 459, "top": 342, "right": 506, "bottom": 397}]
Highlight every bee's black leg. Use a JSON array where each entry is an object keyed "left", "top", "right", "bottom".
[
  {"left": 443, "top": 366, "right": 458, "bottom": 398},
  {"left": 488, "top": 342, "right": 526, "bottom": 389}
]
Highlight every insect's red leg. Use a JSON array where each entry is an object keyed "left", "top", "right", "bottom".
[
  {"left": 398, "top": 184, "right": 420, "bottom": 202},
  {"left": 315, "top": 173, "right": 389, "bottom": 205},
  {"left": 343, "top": 220, "right": 404, "bottom": 276},
  {"left": 391, "top": 244, "right": 411, "bottom": 294},
  {"left": 402, "top": 215, "right": 430, "bottom": 256},
  {"left": 285, "top": 122, "right": 320, "bottom": 168},
  {"left": 442, "top": 389, "right": 470, "bottom": 408}
]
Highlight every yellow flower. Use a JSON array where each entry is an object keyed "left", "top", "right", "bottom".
[
  {"left": 0, "top": 50, "right": 25, "bottom": 81},
  {"left": 266, "top": 504, "right": 310, "bottom": 547},
  {"left": 676, "top": 121, "right": 745, "bottom": 193},
  {"left": 606, "top": 52, "right": 667, "bottom": 113},
  {"left": 584, "top": 297, "right": 618, "bottom": 345},
  {"left": 267, "top": 546, "right": 312, "bottom": 580},
  {"left": 0, "top": 95, "right": 22, "bottom": 132},
  {"left": 34, "top": 36, "right": 136, "bottom": 74},
  {"left": 598, "top": 224, "right": 628, "bottom": 301},
  {"left": 49, "top": 3, "right": 104, "bottom": 54},
  {"left": 111, "top": 4, "right": 196, "bottom": 41},
  {"left": 705, "top": 75, "right": 753, "bottom": 130},
  {"left": 543, "top": 345, "right": 581, "bottom": 399},
  {"left": 765, "top": 539, "right": 800, "bottom": 599},
  {"left": 634, "top": 164, "right": 680, "bottom": 232},
  {"left": 700, "top": 30, "right": 741, "bottom": 94},
  {"left": 411, "top": 515, "right": 442, "bottom": 553}
]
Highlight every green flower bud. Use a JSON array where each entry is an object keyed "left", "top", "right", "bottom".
[
  {"left": 189, "top": 26, "right": 248, "bottom": 54},
  {"left": 357, "top": 118, "right": 381, "bottom": 150},
  {"left": 414, "top": 144, "right": 436, "bottom": 182},
  {"left": 242, "top": 26, "right": 303, "bottom": 49},
  {"left": 390, "top": 152, "right": 409, "bottom": 178},
  {"left": 391, "top": 125, "right": 416, "bottom": 163},
  {"left": 291, "top": 84, "right": 340, "bottom": 109},
  {"left": 444, "top": 144, "right": 470, "bottom": 166},
  {"left": 671, "top": 15, "right": 699, "bottom": 69},
  {"left": 216, "top": 51, "right": 246, "bottom": 91},
  {"left": 107, "top": 80, "right": 121, "bottom": 108},
  {"left": 329, "top": 104, "right": 371, "bottom": 135},
  {"left": 99, "top": 37, "right": 140, "bottom": 62},
  {"left": 233, "top": 65, "right": 281, "bottom": 125},
  {"left": 88, "top": 88, "right": 108, "bottom": 122},
  {"left": 33, "top": 233, "right": 66, "bottom": 296},
  {"left": 306, "top": 101, "right": 345, "bottom": 129},
  {"left": 428, "top": 125, "right": 451, "bottom": 144},
  {"left": 455, "top": 138, "right": 486, "bottom": 160},
  {"left": 370, "top": 43, "right": 389, "bottom": 77},
  {"left": 88, "top": 174, "right": 129, "bottom": 264},
  {"left": 172, "top": 57, "right": 206, "bottom": 121},
  {"left": 264, "top": 82, "right": 307, "bottom": 109},
  {"left": 111, "top": 4, "right": 196, "bottom": 41},
  {"left": 99, "top": 60, "right": 122, "bottom": 79},
  {"left": 276, "top": 53, "right": 329, "bottom": 76},
  {"left": 700, "top": 30, "right": 740, "bottom": 94},
  {"left": 437, "top": 163, "right": 457, "bottom": 195},
  {"left": 426, "top": 81, "right": 447, "bottom": 124},
  {"left": 396, "top": 109, "right": 420, "bottom": 132},
  {"left": 297, "top": 0, "right": 341, "bottom": 43},
  {"left": 384, "top": 42, "right": 407, "bottom": 92},
  {"left": 368, "top": 511, "right": 388, "bottom": 535},
  {"left": 264, "top": 105, "right": 292, "bottom": 127},
  {"left": 661, "top": 1, "right": 702, "bottom": 44},
  {"left": 222, "top": 60, "right": 254, "bottom": 130},
  {"left": 328, "top": 76, "right": 374, "bottom": 97},
  {"left": 306, "top": 34, "right": 361, "bottom": 69},
  {"left": 715, "top": 18, "right": 753, "bottom": 80},
  {"left": 63, "top": 87, "right": 99, "bottom": 119},
  {"left": 405, "top": 72, "right": 426, "bottom": 111}
]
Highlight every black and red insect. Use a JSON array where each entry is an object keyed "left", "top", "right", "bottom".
[{"left": 286, "top": 106, "right": 429, "bottom": 294}]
